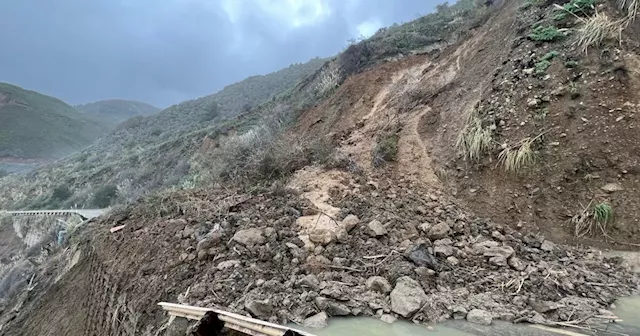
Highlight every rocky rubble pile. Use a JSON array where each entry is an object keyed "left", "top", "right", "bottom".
[{"left": 146, "top": 178, "right": 638, "bottom": 329}]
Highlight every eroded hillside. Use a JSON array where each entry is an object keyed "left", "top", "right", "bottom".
[{"left": 1, "top": 0, "right": 639, "bottom": 335}]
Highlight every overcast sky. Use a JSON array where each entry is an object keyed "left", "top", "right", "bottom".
[{"left": 0, "top": 0, "right": 441, "bottom": 108}]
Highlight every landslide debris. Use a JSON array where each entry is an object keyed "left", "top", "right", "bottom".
[{"left": 9, "top": 174, "right": 630, "bottom": 334}]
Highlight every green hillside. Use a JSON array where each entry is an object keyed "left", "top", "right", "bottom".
[
  {"left": 0, "top": 83, "right": 109, "bottom": 159},
  {"left": 75, "top": 99, "right": 160, "bottom": 127}
]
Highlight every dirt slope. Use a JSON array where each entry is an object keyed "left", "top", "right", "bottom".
[{"left": 2, "top": 1, "right": 640, "bottom": 335}]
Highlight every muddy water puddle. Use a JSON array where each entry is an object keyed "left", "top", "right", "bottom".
[{"left": 291, "top": 296, "right": 640, "bottom": 336}]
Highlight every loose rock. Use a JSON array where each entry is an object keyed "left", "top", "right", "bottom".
[
  {"left": 232, "top": 228, "right": 265, "bottom": 247},
  {"left": 341, "top": 215, "right": 360, "bottom": 232},
  {"left": 368, "top": 220, "right": 388, "bottom": 237},
  {"left": 466, "top": 309, "right": 492, "bottom": 325},
  {"left": 245, "top": 299, "right": 273, "bottom": 318},
  {"left": 428, "top": 222, "right": 450, "bottom": 240},
  {"left": 365, "top": 276, "right": 392, "bottom": 294},
  {"left": 390, "top": 276, "right": 427, "bottom": 317},
  {"left": 303, "top": 312, "right": 328, "bottom": 328}
]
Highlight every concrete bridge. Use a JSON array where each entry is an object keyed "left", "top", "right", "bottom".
[{"left": 1, "top": 209, "right": 107, "bottom": 220}]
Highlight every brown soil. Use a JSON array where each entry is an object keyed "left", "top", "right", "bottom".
[{"left": 420, "top": 1, "right": 640, "bottom": 250}]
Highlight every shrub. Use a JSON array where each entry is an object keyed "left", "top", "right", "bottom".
[
  {"left": 528, "top": 25, "right": 564, "bottom": 41},
  {"left": 51, "top": 185, "right": 72, "bottom": 202},
  {"left": 554, "top": 0, "right": 596, "bottom": 21},
  {"left": 372, "top": 133, "right": 400, "bottom": 167},
  {"left": 90, "top": 185, "right": 118, "bottom": 208},
  {"left": 534, "top": 51, "right": 558, "bottom": 74},
  {"left": 593, "top": 203, "right": 614, "bottom": 225},
  {"left": 565, "top": 60, "right": 579, "bottom": 68}
]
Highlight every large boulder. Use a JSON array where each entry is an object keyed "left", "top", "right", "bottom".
[
  {"left": 232, "top": 228, "right": 265, "bottom": 247},
  {"left": 390, "top": 276, "right": 427, "bottom": 317},
  {"left": 466, "top": 309, "right": 492, "bottom": 325},
  {"left": 303, "top": 312, "right": 329, "bottom": 328}
]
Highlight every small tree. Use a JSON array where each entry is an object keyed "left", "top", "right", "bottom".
[{"left": 90, "top": 185, "right": 118, "bottom": 208}]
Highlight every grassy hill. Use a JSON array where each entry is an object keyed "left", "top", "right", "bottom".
[
  {"left": 75, "top": 99, "right": 160, "bottom": 127},
  {"left": 0, "top": 83, "right": 109, "bottom": 159},
  {"left": 0, "top": 0, "right": 492, "bottom": 210}
]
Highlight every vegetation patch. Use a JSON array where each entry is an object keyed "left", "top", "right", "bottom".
[
  {"left": 90, "top": 185, "right": 118, "bottom": 208},
  {"left": 535, "top": 51, "right": 559, "bottom": 74},
  {"left": 372, "top": 132, "right": 400, "bottom": 167},
  {"left": 554, "top": 0, "right": 596, "bottom": 21},
  {"left": 565, "top": 60, "right": 579, "bottom": 68},
  {"left": 573, "top": 201, "right": 614, "bottom": 237},
  {"left": 528, "top": 25, "right": 565, "bottom": 42}
]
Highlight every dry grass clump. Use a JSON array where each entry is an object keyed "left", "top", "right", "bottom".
[
  {"left": 314, "top": 62, "right": 342, "bottom": 96},
  {"left": 456, "top": 112, "right": 493, "bottom": 161},
  {"left": 572, "top": 201, "right": 614, "bottom": 237},
  {"left": 575, "top": 12, "right": 623, "bottom": 53},
  {"left": 498, "top": 137, "right": 536, "bottom": 173},
  {"left": 617, "top": 0, "right": 639, "bottom": 20}
]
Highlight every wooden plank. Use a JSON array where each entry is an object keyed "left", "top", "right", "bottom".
[{"left": 159, "top": 302, "right": 315, "bottom": 336}]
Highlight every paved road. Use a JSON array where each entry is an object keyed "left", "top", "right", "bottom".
[{"left": 1, "top": 209, "right": 107, "bottom": 220}]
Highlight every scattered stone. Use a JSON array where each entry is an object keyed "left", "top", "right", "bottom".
[
  {"left": 489, "top": 256, "right": 507, "bottom": 267},
  {"left": 428, "top": 222, "right": 450, "bottom": 240},
  {"left": 196, "top": 232, "right": 222, "bottom": 251},
  {"left": 336, "top": 228, "right": 349, "bottom": 243},
  {"left": 452, "top": 306, "right": 467, "bottom": 320},
  {"left": 182, "top": 227, "right": 195, "bottom": 239},
  {"left": 217, "top": 260, "right": 240, "bottom": 270},
  {"left": 527, "top": 98, "right": 541, "bottom": 108},
  {"left": 415, "top": 267, "right": 436, "bottom": 277},
  {"left": 368, "top": 220, "right": 388, "bottom": 237},
  {"left": 327, "top": 302, "right": 351, "bottom": 316},
  {"left": 365, "top": 276, "right": 392, "bottom": 294},
  {"left": 540, "top": 240, "right": 555, "bottom": 252},
  {"left": 299, "top": 274, "right": 320, "bottom": 290},
  {"left": 309, "top": 228, "right": 335, "bottom": 246},
  {"left": 232, "top": 228, "right": 265, "bottom": 247},
  {"left": 303, "top": 312, "right": 328, "bottom": 328},
  {"left": 434, "top": 238, "right": 453, "bottom": 246},
  {"left": 408, "top": 244, "right": 439, "bottom": 270},
  {"left": 434, "top": 245, "right": 454, "bottom": 257},
  {"left": 341, "top": 215, "right": 360, "bottom": 232},
  {"left": 446, "top": 256, "right": 459, "bottom": 266},
  {"left": 484, "top": 245, "right": 514, "bottom": 259},
  {"left": 390, "top": 276, "right": 427, "bottom": 317},
  {"left": 601, "top": 183, "right": 624, "bottom": 193},
  {"left": 523, "top": 68, "right": 535, "bottom": 75},
  {"left": 245, "top": 299, "right": 273, "bottom": 318},
  {"left": 380, "top": 314, "right": 397, "bottom": 324},
  {"left": 491, "top": 231, "right": 505, "bottom": 241},
  {"left": 508, "top": 256, "right": 526, "bottom": 271},
  {"left": 466, "top": 309, "right": 492, "bottom": 325}
]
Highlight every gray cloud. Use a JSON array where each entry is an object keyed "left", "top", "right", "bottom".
[{"left": 0, "top": 0, "right": 440, "bottom": 107}]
